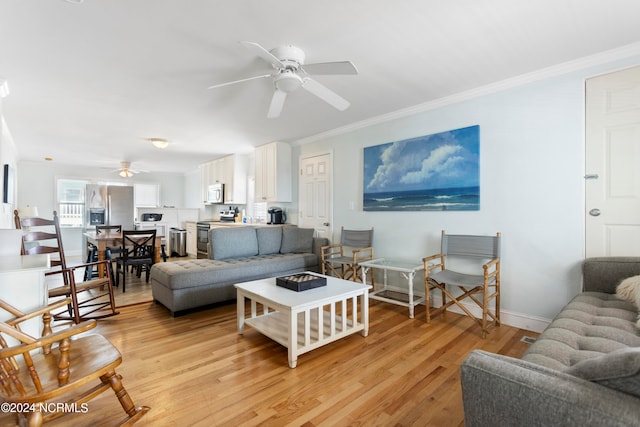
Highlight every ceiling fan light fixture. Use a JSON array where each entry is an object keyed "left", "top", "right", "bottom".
[
  {"left": 148, "top": 138, "right": 169, "bottom": 149},
  {"left": 274, "top": 72, "right": 303, "bottom": 93},
  {"left": 119, "top": 169, "right": 133, "bottom": 178}
]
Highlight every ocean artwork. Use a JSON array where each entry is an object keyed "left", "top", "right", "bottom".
[{"left": 363, "top": 125, "right": 480, "bottom": 211}]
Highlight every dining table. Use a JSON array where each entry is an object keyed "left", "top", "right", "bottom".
[{"left": 83, "top": 230, "right": 164, "bottom": 278}]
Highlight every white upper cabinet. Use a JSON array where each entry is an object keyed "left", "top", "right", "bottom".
[
  {"left": 254, "top": 141, "right": 292, "bottom": 202},
  {"left": 222, "top": 154, "right": 248, "bottom": 204},
  {"left": 199, "top": 154, "right": 248, "bottom": 204}
]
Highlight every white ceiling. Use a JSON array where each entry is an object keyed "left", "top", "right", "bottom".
[{"left": 1, "top": 0, "right": 640, "bottom": 174}]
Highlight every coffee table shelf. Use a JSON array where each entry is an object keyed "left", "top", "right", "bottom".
[{"left": 236, "top": 273, "right": 371, "bottom": 368}]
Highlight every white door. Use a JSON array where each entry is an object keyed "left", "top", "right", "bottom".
[
  {"left": 585, "top": 65, "right": 640, "bottom": 256},
  {"left": 298, "top": 153, "right": 332, "bottom": 240}
]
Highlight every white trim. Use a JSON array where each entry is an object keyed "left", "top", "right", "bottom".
[
  {"left": 428, "top": 294, "right": 551, "bottom": 334},
  {"left": 294, "top": 41, "right": 640, "bottom": 146}
]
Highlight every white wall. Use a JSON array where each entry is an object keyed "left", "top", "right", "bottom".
[
  {"left": 0, "top": 110, "right": 18, "bottom": 228},
  {"left": 298, "top": 55, "right": 640, "bottom": 331}
]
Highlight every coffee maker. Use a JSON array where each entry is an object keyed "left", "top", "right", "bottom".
[{"left": 267, "top": 207, "right": 286, "bottom": 224}]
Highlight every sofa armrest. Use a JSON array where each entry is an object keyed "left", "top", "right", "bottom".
[
  {"left": 582, "top": 257, "right": 640, "bottom": 293},
  {"left": 312, "top": 237, "right": 329, "bottom": 257},
  {"left": 461, "top": 350, "right": 640, "bottom": 427}
]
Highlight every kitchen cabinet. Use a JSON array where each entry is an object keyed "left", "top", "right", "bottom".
[
  {"left": 254, "top": 141, "right": 292, "bottom": 202},
  {"left": 199, "top": 155, "right": 247, "bottom": 204},
  {"left": 185, "top": 222, "right": 197, "bottom": 257},
  {"left": 222, "top": 154, "right": 248, "bottom": 204}
]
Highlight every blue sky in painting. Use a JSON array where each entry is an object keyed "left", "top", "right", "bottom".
[{"left": 363, "top": 125, "right": 479, "bottom": 193}]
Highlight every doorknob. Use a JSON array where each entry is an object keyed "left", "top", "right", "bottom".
[
  {"left": 322, "top": 222, "right": 330, "bottom": 226},
  {"left": 589, "top": 208, "right": 601, "bottom": 216}
]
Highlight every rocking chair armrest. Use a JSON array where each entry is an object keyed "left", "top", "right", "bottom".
[
  {"left": 3, "top": 298, "right": 72, "bottom": 327},
  {"left": 67, "top": 259, "right": 111, "bottom": 271},
  {"left": 0, "top": 320, "right": 97, "bottom": 359},
  {"left": 37, "top": 319, "right": 97, "bottom": 347}
]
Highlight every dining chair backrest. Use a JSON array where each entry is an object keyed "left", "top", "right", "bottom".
[
  {"left": 0, "top": 229, "right": 23, "bottom": 256},
  {"left": 13, "top": 210, "right": 67, "bottom": 270},
  {"left": 96, "top": 225, "right": 122, "bottom": 234},
  {"left": 121, "top": 229, "right": 156, "bottom": 261}
]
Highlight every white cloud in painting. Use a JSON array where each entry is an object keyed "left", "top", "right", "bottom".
[
  {"left": 400, "top": 144, "right": 463, "bottom": 184},
  {"left": 364, "top": 126, "right": 479, "bottom": 193}
]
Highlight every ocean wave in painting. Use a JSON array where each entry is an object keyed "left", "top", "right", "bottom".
[{"left": 363, "top": 186, "right": 479, "bottom": 211}]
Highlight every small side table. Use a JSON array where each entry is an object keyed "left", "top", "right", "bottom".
[{"left": 358, "top": 258, "right": 424, "bottom": 318}]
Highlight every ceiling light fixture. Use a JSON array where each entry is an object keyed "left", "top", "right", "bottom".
[
  {"left": 119, "top": 169, "right": 133, "bottom": 178},
  {"left": 147, "top": 138, "right": 169, "bottom": 149}
]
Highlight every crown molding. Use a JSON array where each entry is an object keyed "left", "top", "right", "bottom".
[{"left": 294, "top": 41, "right": 640, "bottom": 146}]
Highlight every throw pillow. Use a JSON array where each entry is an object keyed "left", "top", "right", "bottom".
[
  {"left": 210, "top": 227, "right": 258, "bottom": 260},
  {"left": 280, "top": 227, "right": 314, "bottom": 254},
  {"left": 256, "top": 227, "right": 282, "bottom": 255},
  {"left": 616, "top": 275, "right": 640, "bottom": 328},
  {"left": 565, "top": 347, "right": 640, "bottom": 399}
]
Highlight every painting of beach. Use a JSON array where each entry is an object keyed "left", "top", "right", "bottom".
[{"left": 363, "top": 125, "right": 480, "bottom": 211}]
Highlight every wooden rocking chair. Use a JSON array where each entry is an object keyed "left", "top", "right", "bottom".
[{"left": 0, "top": 298, "right": 149, "bottom": 426}]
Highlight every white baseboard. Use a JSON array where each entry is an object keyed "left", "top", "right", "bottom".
[{"left": 428, "top": 294, "right": 550, "bottom": 333}]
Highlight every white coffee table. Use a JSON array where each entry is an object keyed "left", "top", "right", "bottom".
[
  {"left": 358, "top": 258, "right": 424, "bottom": 318},
  {"left": 235, "top": 273, "right": 371, "bottom": 368}
]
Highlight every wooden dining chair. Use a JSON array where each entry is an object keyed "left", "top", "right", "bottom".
[
  {"left": 115, "top": 229, "right": 156, "bottom": 292},
  {"left": 0, "top": 298, "right": 149, "bottom": 426},
  {"left": 84, "top": 225, "right": 122, "bottom": 280},
  {"left": 13, "top": 210, "right": 119, "bottom": 324}
]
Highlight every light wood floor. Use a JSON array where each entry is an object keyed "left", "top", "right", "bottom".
[{"left": 31, "top": 294, "right": 537, "bottom": 427}]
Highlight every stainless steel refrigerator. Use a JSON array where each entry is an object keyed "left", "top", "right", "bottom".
[{"left": 85, "top": 185, "right": 134, "bottom": 229}]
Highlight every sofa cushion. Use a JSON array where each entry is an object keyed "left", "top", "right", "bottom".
[
  {"left": 256, "top": 226, "right": 282, "bottom": 255},
  {"left": 210, "top": 227, "right": 258, "bottom": 260},
  {"left": 564, "top": 347, "right": 640, "bottom": 399},
  {"left": 280, "top": 227, "right": 314, "bottom": 254},
  {"left": 150, "top": 253, "right": 318, "bottom": 290},
  {"left": 522, "top": 292, "right": 640, "bottom": 370}
]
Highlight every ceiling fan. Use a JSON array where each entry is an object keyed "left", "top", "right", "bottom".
[
  {"left": 208, "top": 41, "right": 358, "bottom": 118},
  {"left": 113, "top": 161, "right": 146, "bottom": 178}
]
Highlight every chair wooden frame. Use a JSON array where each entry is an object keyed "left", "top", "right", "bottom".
[
  {"left": 14, "top": 210, "right": 119, "bottom": 324},
  {"left": 321, "top": 227, "right": 374, "bottom": 284},
  {"left": 0, "top": 298, "right": 149, "bottom": 426},
  {"left": 423, "top": 230, "right": 501, "bottom": 338}
]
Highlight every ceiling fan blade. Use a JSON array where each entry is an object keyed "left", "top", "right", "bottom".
[
  {"left": 240, "top": 41, "right": 285, "bottom": 69},
  {"left": 302, "top": 78, "right": 350, "bottom": 111},
  {"left": 267, "top": 89, "right": 287, "bottom": 119},
  {"left": 302, "top": 61, "right": 358, "bottom": 75},
  {"left": 207, "top": 73, "right": 271, "bottom": 90}
]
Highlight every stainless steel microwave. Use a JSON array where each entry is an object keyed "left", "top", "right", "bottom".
[{"left": 206, "top": 183, "right": 224, "bottom": 204}]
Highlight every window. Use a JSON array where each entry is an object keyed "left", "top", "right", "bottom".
[{"left": 57, "top": 178, "right": 88, "bottom": 227}]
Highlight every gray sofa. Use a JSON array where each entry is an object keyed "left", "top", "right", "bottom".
[
  {"left": 461, "top": 257, "right": 640, "bottom": 427},
  {"left": 150, "top": 225, "right": 328, "bottom": 315}
]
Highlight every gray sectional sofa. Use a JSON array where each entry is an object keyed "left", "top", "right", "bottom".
[
  {"left": 150, "top": 225, "right": 328, "bottom": 315},
  {"left": 460, "top": 257, "right": 640, "bottom": 426}
]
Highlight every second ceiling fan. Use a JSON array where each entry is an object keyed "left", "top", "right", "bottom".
[{"left": 208, "top": 41, "right": 358, "bottom": 118}]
